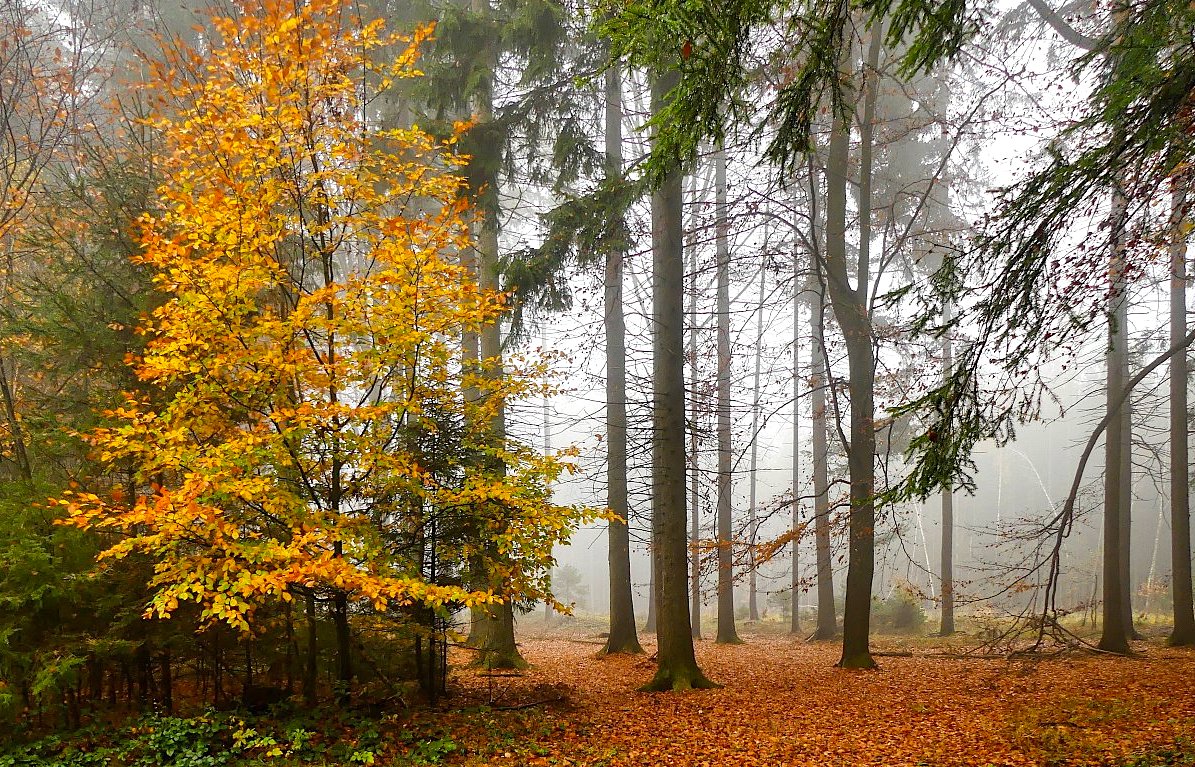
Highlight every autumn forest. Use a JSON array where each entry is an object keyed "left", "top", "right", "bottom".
[{"left": 0, "top": 0, "right": 1192, "bottom": 763}]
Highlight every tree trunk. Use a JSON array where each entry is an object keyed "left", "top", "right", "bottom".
[
  {"left": 603, "top": 124, "right": 642, "bottom": 653},
  {"left": 603, "top": 120, "right": 643, "bottom": 649},
  {"left": 135, "top": 643, "right": 151, "bottom": 710},
  {"left": 543, "top": 333, "right": 552, "bottom": 629},
  {"left": 0, "top": 236, "right": 32, "bottom": 484},
  {"left": 691, "top": 455, "right": 702, "bottom": 638},
  {"left": 473, "top": 221, "right": 525, "bottom": 669},
  {"left": 332, "top": 587, "right": 352, "bottom": 702},
  {"left": 1169, "top": 176, "right": 1195, "bottom": 646},
  {"left": 833, "top": 288, "right": 878, "bottom": 669},
  {"left": 464, "top": 235, "right": 483, "bottom": 646},
  {"left": 1120, "top": 369, "right": 1138, "bottom": 638},
  {"left": 87, "top": 654, "right": 102, "bottom": 705},
  {"left": 1099, "top": 188, "right": 1131, "bottom": 654},
  {"left": 475, "top": 601, "right": 525, "bottom": 669},
  {"left": 0, "top": 362, "right": 31, "bottom": 482},
  {"left": 747, "top": 255, "right": 766, "bottom": 623},
  {"left": 641, "top": 68, "right": 716, "bottom": 691},
  {"left": 159, "top": 650, "right": 172, "bottom": 715},
  {"left": 688, "top": 174, "right": 703, "bottom": 640},
  {"left": 212, "top": 631, "right": 223, "bottom": 706},
  {"left": 303, "top": 592, "right": 317, "bottom": 706},
  {"left": 244, "top": 636, "right": 254, "bottom": 689},
  {"left": 460, "top": 0, "right": 522, "bottom": 669},
  {"left": 826, "top": 37, "right": 876, "bottom": 668},
  {"left": 285, "top": 599, "right": 296, "bottom": 693},
  {"left": 714, "top": 142, "right": 742, "bottom": 645},
  {"left": 940, "top": 310, "right": 955, "bottom": 636},
  {"left": 810, "top": 281, "right": 836, "bottom": 640},
  {"left": 645, "top": 561, "right": 657, "bottom": 633},
  {"left": 791, "top": 254, "right": 802, "bottom": 635},
  {"left": 122, "top": 661, "right": 133, "bottom": 708}
]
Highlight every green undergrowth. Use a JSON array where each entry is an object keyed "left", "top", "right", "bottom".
[
  {"left": 0, "top": 704, "right": 570, "bottom": 767},
  {"left": 1126, "top": 739, "right": 1195, "bottom": 767},
  {"left": 1, "top": 707, "right": 1189, "bottom": 766}
]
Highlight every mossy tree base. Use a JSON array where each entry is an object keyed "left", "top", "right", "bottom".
[
  {"left": 468, "top": 602, "right": 527, "bottom": 669},
  {"left": 639, "top": 665, "right": 721, "bottom": 692},
  {"left": 474, "top": 650, "right": 529, "bottom": 671}
]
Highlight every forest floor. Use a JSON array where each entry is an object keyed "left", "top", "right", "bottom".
[
  {"left": 434, "top": 622, "right": 1195, "bottom": 767},
  {"left": 5, "top": 622, "right": 1195, "bottom": 767}
]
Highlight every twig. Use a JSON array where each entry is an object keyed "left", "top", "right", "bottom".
[{"left": 493, "top": 696, "right": 566, "bottom": 711}]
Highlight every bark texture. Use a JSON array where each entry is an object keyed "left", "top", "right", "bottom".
[
  {"left": 642, "top": 69, "right": 716, "bottom": 692},
  {"left": 601, "top": 64, "right": 643, "bottom": 657},
  {"left": 825, "top": 42, "right": 876, "bottom": 669},
  {"left": 810, "top": 282, "right": 837, "bottom": 641},
  {"left": 1099, "top": 188, "right": 1131, "bottom": 655},
  {"left": 714, "top": 143, "right": 742, "bottom": 645},
  {"left": 940, "top": 313, "right": 955, "bottom": 637},
  {"left": 1169, "top": 179, "right": 1195, "bottom": 646}
]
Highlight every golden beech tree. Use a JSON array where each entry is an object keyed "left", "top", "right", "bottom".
[{"left": 55, "top": 0, "right": 588, "bottom": 696}]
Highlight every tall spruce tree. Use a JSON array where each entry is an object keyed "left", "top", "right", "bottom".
[
  {"left": 713, "top": 143, "right": 742, "bottom": 645},
  {"left": 643, "top": 66, "right": 716, "bottom": 691},
  {"left": 601, "top": 63, "right": 644, "bottom": 656}
]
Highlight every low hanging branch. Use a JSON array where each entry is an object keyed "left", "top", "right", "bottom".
[{"left": 1033, "top": 323, "right": 1195, "bottom": 647}]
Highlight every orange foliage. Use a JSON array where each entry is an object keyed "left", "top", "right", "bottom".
[{"left": 54, "top": 0, "right": 591, "bottom": 632}]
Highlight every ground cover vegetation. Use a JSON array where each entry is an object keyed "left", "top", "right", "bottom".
[
  {"left": 3, "top": 633, "right": 1193, "bottom": 767},
  {"left": 0, "top": 0, "right": 1193, "bottom": 761}
]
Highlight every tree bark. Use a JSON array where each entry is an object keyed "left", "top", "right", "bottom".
[
  {"left": 601, "top": 65, "right": 643, "bottom": 657},
  {"left": 159, "top": 650, "right": 172, "bottom": 715},
  {"left": 0, "top": 362, "right": 32, "bottom": 482},
  {"left": 285, "top": 599, "right": 296, "bottom": 694},
  {"left": 87, "top": 654, "right": 102, "bottom": 705},
  {"left": 826, "top": 36, "right": 876, "bottom": 669},
  {"left": 688, "top": 174, "right": 703, "bottom": 640},
  {"left": 791, "top": 253, "right": 802, "bottom": 635},
  {"left": 475, "top": 601, "right": 524, "bottom": 669},
  {"left": 474, "top": 208, "right": 524, "bottom": 660},
  {"left": 714, "top": 142, "right": 742, "bottom": 645},
  {"left": 641, "top": 68, "right": 716, "bottom": 691},
  {"left": 135, "top": 642, "right": 151, "bottom": 710},
  {"left": 0, "top": 237, "right": 31, "bottom": 483},
  {"left": 747, "top": 255, "right": 766, "bottom": 623},
  {"left": 304, "top": 592, "right": 317, "bottom": 706},
  {"left": 1099, "top": 188, "right": 1131, "bottom": 654},
  {"left": 940, "top": 310, "right": 955, "bottom": 636},
  {"left": 810, "top": 282, "right": 836, "bottom": 640},
  {"left": 645, "top": 560, "right": 657, "bottom": 633},
  {"left": 464, "top": 231, "right": 483, "bottom": 646},
  {"left": 332, "top": 587, "right": 352, "bottom": 702},
  {"left": 1169, "top": 177, "right": 1195, "bottom": 646},
  {"left": 466, "top": 7, "right": 525, "bottom": 663},
  {"left": 1120, "top": 365, "right": 1138, "bottom": 639},
  {"left": 212, "top": 631, "right": 223, "bottom": 706}
]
